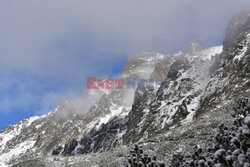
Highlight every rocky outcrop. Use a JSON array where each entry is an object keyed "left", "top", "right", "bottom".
[{"left": 198, "top": 11, "right": 250, "bottom": 117}]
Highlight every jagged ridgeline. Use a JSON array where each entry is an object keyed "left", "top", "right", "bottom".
[
  {"left": 0, "top": 11, "right": 249, "bottom": 167},
  {"left": 124, "top": 97, "right": 250, "bottom": 167}
]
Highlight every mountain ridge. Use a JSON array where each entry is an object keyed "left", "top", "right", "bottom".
[{"left": 0, "top": 11, "right": 249, "bottom": 167}]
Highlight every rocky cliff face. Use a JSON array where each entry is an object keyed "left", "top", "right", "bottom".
[{"left": 0, "top": 12, "right": 249, "bottom": 167}]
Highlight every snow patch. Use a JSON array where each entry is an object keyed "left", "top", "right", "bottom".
[
  {"left": 181, "top": 95, "right": 201, "bottom": 125},
  {"left": 233, "top": 45, "right": 248, "bottom": 61},
  {"left": 199, "top": 46, "right": 223, "bottom": 61},
  {"left": 25, "top": 116, "right": 39, "bottom": 127},
  {"left": 96, "top": 105, "right": 124, "bottom": 129},
  {"left": 233, "top": 36, "right": 249, "bottom": 61},
  {"left": 0, "top": 140, "right": 36, "bottom": 167},
  {"left": 117, "top": 129, "right": 126, "bottom": 138}
]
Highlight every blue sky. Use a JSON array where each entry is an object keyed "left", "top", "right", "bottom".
[
  {"left": 0, "top": 56, "right": 127, "bottom": 129},
  {"left": 0, "top": 0, "right": 250, "bottom": 129}
]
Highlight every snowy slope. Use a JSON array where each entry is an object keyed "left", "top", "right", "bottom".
[
  {"left": 122, "top": 45, "right": 223, "bottom": 143},
  {"left": 0, "top": 116, "right": 39, "bottom": 167}
]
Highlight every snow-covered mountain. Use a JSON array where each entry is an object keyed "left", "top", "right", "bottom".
[{"left": 0, "top": 11, "right": 250, "bottom": 167}]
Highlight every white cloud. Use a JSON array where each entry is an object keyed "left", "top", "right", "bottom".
[{"left": 1, "top": 0, "right": 250, "bottom": 73}]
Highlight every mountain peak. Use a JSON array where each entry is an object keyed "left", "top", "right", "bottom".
[
  {"left": 223, "top": 10, "right": 250, "bottom": 52},
  {"left": 182, "top": 39, "right": 205, "bottom": 53}
]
